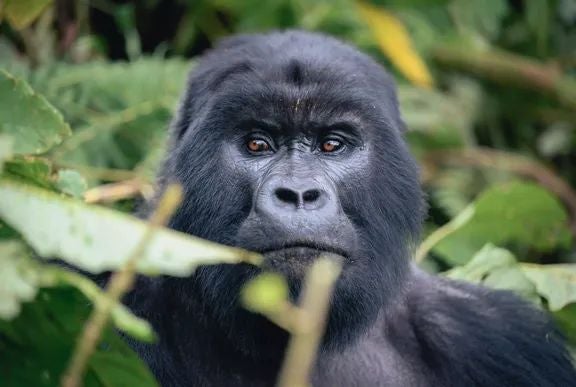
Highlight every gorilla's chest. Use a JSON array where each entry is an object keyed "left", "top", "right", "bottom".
[{"left": 311, "top": 339, "right": 424, "bottom": 387}]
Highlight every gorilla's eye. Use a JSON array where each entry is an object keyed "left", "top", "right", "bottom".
[
  {"left": 321, "top": 139, "right": 344, "bottom": 153},
  {"left": 246, "top": 138, "right": 271, "bottom": 153}
]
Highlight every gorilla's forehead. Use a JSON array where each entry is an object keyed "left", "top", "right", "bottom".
[
  {"left": 209, "top": 63, "right": 399, "bottom": 135},
  {"left": 218, "top": 82, "right": 372, "bottom": 133},
  {"left": 192, "top": 31, "right": 403, "bottom": 135}
]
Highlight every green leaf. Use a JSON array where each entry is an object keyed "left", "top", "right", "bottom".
[
  {"left": 0, "top": 241, "right": 39, "bottom": 319},
  {"left": 0, "top": 287, "right": 158, "bottom": 387},
  {"left": 2, "top": 0, "right": 52, "bottom": 30},
  {"left": 450, "top": 0, "right": 509, "bottom": 40},
  {"left": 2, "top": 157, "right": 87, "bottom": 197},
  {"left": 0, "top": 70, "right": 71, "bottom": 155},
  {"left": 55, "top": 169, "right": 87, "bottom": 198},
  {"left": 521, "top": 264, "right": 576, "bottom": 311},
  {"left": 242, "top": 273, "right": 288, "bottom": 314},
  {"left": 89, "top": 351, "right": 158, "bottom": 387},
  {"left": 41, "top": 268, "right": 155, "bottom": 342},
  {"left": 384, "top": 0, "right": 450, "bottom": 8},
  {"left": 446, "top": 244, "right": 537, "bottom": 301},
  {"left": 40, "top": 58, "right": 189, "bottom": 174},
  {"left": 554, "top": 303, "right": 576, "bottom": 346},
  {"left": 524, "top": 0, "right": 550, "bottom": 55},
  {"left": 433, "top": 181, "right": 571, "bottom": 265},
  {"left": 3, "top": 156, "right": 54, "bottom": 189},
  {"left": 0, "top": 240, "right": 153, "bottom": 340},
  {"left": 0, "top": 179, "right": 260, "bottom": 275},
  {"left": 0, "top": 135, "right": 12, "bottom": 172}
]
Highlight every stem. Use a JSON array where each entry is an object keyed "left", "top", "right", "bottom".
[
  {"left": 277, "top": 257, "right": 342, "bottom": 387},
  {"left": 60, "top": 184, "right": 182, "bottom": 387},
  {"left": 415, "top": 206, "right": 475, "bottom": 263},
  {"left": 83, "top": 179, "right": 151, "bottom": 203}
]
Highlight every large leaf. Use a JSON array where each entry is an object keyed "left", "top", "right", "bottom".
[
  {"left": 446, "top": 244, "right": 576, "bottom": 311},
  {"left": 0, "top": 287, "right": 158, "bottom": 387},
  {"left": 0, "top": 179, "right": 260, "bottom": 274},
  {"left": 0, "top": 70, "right": 71, "bottom": 155},
  {"left": 521, "top": 264, "right": 576, "bottom": 311},
  {"left": 433, "top": 181, "right": 571, "bottom": 265},
  {"left": 356, "top": 2, "right": 433, "bottom": 88},
  {"left": 446, "top": 244, "right": 537, "bottom": 302}
]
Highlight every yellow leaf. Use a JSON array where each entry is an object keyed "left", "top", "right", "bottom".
[
  {"left": 357, "top": 1, "right": 434, "bottom": 88},
  {"left": 4, "top": 0, "right": 52, "bottom": 30}
]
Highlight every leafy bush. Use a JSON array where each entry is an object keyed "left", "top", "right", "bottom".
[{"left": 0, "top": 0, "right": 575, "bottom": 384}]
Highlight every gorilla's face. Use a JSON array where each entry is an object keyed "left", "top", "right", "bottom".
[
  {"left": 228, "top": 106, "right": 365, "bottom": 280},
  {"left": 162, "top": 33, "right": 424, "bottom": 352}
]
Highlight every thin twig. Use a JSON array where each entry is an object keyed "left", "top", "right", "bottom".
[
  {"left": 415, "top": 207, "right": 475, "bottom": 263},
  {"left": 60, "top": 184, "right": 183, "bottom": 387},
  {"left": 277, "top": 257, "right": 342, "bottom": 387},
  {"left": 84, "top": 178, "right": 152, "bottom": 203}
]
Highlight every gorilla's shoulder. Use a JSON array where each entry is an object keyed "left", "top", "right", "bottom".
[{"left": 393, "top": 268, "right": 576, "bottom": 386}]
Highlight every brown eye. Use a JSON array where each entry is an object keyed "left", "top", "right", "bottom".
[
  {"left": 321, "top": 139, "right": 343, "bottom": 153},
  {"left": 247, "top": 138, "right": 271, "bottom": 153}
]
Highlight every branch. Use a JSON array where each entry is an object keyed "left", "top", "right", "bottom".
[
  {"left": 60, "top": 184, "right": 182, "bottom": 387},
  {"left": 422, "top": 148, "right": 576, "bottom": 237},
  {"left": 432, "top": 44, "right": 576, "bottom": 110},
  {"left": 277, "top": 257, "right": 342, "bottom": 387}
]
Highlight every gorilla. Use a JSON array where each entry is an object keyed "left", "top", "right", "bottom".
[{"left": 125, "top": 31, "right": 576, "bottom": 386}]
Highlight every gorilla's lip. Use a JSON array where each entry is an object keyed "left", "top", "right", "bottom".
[{"left": 258, "top": 241, "right": 349, "bottom": 260}]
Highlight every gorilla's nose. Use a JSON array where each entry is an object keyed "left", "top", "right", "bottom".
[
  {"left": 274, "top": 187, "right": 323, "bottom": 210},
  {"left": 258, "top": 176, "right": 338, "bottom": 219}
]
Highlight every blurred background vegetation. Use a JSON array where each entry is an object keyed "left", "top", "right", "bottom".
[{"left": 0, "top": 0, "right": 576, "bottom": 382}]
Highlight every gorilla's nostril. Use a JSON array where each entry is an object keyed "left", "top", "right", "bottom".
[
  {"left": 303, "top": 189, "right": 320, "bottom": 203},
  {"left": 275, "top": 188, "right": 299, "bottom": 204}
]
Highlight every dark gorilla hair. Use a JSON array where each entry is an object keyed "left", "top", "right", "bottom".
[{"left": 125, "top": 31, "right": 576, "bottom": 387}]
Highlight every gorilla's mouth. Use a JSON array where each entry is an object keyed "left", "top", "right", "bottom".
[
  {"left": 259, "top": 241, "right": 349, "bottom": 260},
  {"left": 258, "top": 242, "right": 347, "bottom": 278}
]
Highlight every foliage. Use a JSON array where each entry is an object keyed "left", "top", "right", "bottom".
[
  {"left": 433, "top": 181, "right": 571, "bottom": 265},
  {"left": 0, "top": 70, "right": 70, "bottom": 154},
  {"left": 0, "top": 0, "right": 575, "bottom": 384},
  {"left": 0, "top": 70, "right": 258, "bottom": 385}
]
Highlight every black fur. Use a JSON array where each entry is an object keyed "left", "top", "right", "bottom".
[{"left": 126, "top": 31, "right": 576, "bottom": 386}]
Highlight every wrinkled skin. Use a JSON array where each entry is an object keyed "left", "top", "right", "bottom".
[{"left": 125, "top": 31, "right": 576, "bottom": 386}]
